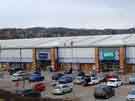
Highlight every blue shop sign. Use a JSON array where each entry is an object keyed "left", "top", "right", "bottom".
[{"left": 38, "top": 52, "right": 49, "bottom": 60}]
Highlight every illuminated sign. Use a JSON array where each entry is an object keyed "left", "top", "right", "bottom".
[
  {"left": 103, "top": 51, "right": 115, "bottom": 60},
  {"left": 38, "top": 52, "right": 48, "bottom": 60},
  {"left": 100, "top": 48, "right": 119, "bottom": 61}
]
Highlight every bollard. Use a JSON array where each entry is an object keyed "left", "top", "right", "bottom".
[{"left": 16, "top": 81, "right": 20, "bottom": 88}]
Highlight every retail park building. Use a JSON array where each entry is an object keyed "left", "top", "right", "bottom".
[{"left": 0, "top": 34, "right": 135, "bottom": 73}]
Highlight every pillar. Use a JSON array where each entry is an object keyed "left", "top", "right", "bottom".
[
  {"left": 119, "top": 47, "right": 125, "bottom": 74},
  {"left": 95, "top": 48, "right": 100, "bottom": 73},
  {"left": 50, "top": 48, "right": 58, "bottom": 71},
  {"left": 32, "top": 48, "right": 37, "bottom": 71}
]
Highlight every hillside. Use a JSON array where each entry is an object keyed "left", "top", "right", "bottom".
[{"left": 0, "top": 27, "right": 135, "bottom": 39}]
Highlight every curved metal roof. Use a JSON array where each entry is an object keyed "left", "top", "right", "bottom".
[{"left": 0, "top": 34, "right": 135, "bottom": 49}]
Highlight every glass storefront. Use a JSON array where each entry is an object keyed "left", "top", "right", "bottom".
[
  {"left": 99, "top": 48, "right": 120, "bottom": 72},
  {"left": 101, "top": 63, "right": 119, "bottom": 72}
]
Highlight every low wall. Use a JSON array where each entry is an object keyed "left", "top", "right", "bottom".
[{"left": 0, "top": 89, "right": 80, "bottom": 101}]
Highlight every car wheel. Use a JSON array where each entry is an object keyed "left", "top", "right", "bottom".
[
  {"left": 112, "top": 92, "right": 115, "bottom": 96},
  {"left": 105, "top": 95, "right": 109, "bottom": 99}
]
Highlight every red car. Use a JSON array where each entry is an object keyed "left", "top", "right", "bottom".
[
  {"left": 105, "top": 74, "right": 119, "bottom": 81},
  {"left": 33, "top": 83, "right": 46, "bottom": 92}
]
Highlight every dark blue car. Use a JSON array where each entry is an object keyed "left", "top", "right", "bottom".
[
  {"left": 58, "top": 76, "right": 73, "bottom": 84},
  {"left": 52, "top": 73, "right": 64, "bottom": 80},
  {"left": 29, "top": 73, "right": 44, "bottom": 82}
]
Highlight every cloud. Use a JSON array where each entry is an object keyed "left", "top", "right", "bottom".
[{"left": 0, "top": 0, "right": 134, "bottom": 28}]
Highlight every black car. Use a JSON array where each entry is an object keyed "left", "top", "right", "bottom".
[
  {"left": 82, "top": 75, "right": 91, "bottom": 86},
  {"left": 94, "top": 85, "right": 115, "bottom": 99},
  {"left": 52, "top": 73, "right": 64, "bottom": 80},
  {"left": 77, "top": 71, "right": 85, "bottom": 77},
  {"left": 64, "top": 68, "right": 72, "bottom": 74}
]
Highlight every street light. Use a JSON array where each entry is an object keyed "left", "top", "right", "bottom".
[
  {"left": 70, "top": 41, "right": 76, "bottom": 96},
  {"left": 71, "top": 41, "right": 74, "bottom": 71}
]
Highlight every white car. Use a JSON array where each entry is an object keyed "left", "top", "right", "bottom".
[
  {"left": 127, "top": 89, "right": 135, "bottom": 101},
  {"left": 11, "top": 71, "right": 29, "bottom": 81},
  {"left": 11, "top": 75, "right": 23, "bottom": 81},
  {"left": 89, "top": 76, "right": 100, "bottom": 85},
  {"left": 52, "top": 84, "right": 72, "bottom": 95},
  {"left": 12, "top": 71, "right": 27, "bottom": 76},
  {"left": 107, "top": 78, "right": 122, "bottom": 87}
]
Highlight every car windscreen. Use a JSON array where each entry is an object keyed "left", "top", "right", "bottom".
[
  {"left": 130, "top": 76, "right": 135, "bottom": 79},
  {"left": 129, "top": 90, "right": 135, "bottom": 95},
  {"left": 95, "top": 87, "right": 104, "bottom": 93},
  {"left": 76, "top": 76, "right": 83, "bottom": 79},
  {"left": 108, "top": 80, "right": 116, "bottom": 82},
  {"left": 54, "top": 86, "right": 61, "bottom": 89}
]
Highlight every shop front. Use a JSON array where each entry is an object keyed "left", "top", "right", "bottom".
[
  {"left": 99, "top": 48, "right": 120, "bottom": 72},
  {"left": 36, "top": 48, "right": 51, "bottom": 70}
]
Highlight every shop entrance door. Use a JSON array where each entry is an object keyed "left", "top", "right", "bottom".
[{"left": 101, "top": 62, "right": 119, "bottom": 72}]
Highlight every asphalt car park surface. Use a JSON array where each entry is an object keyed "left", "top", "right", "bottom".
[
  {"left": 43, "top": 82, "right": 134, "bottom": 101},
  {"left": 0, "top": 71, "right": 134, "bottom": 101},
  {"left": 40, "top": 72, "right": 135, "bottom": 101}
]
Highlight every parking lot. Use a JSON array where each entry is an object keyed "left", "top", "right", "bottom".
[{"left": 0, "top": 71, "right": 134, "bottom": 101}]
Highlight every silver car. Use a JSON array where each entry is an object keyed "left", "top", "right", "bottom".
[
  {"left": 127, "top": 89, "right": 135, "bottom": 101},
  {"left": 129, "top": 75, "right": 135, "bottom": 84},
  {"left": 74, "top": 76, "right": 84, "bottom": 84},
  {"left": 11, "top": 71, "right": 29, "bottom": 81},
  {"left": 52, "top": 84, "right": 72, "bottom": 95}
]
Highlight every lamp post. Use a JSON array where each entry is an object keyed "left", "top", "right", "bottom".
[
  {"left": 70, "top": 41, "right": 76, "bottom": 96},
  {"left": 71, "top": 41, "right": 73, "bottom": 71}
]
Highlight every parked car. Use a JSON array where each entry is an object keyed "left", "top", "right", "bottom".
[
  {"left": 12, "top": 71, "right": 29, "bottom": 76},
  {"left": 52, "top": 73, "right": 64, "bottom": 80},
  {"left": 16, "top": 89, "right": 41, "bottom": 97},
  {"left": 82, "top": 75, "right": 91, "bottom": 86},
  {"left": 32, "top": 71, "right": 41, "bottom": 75},
  {"left": 94, "top": 85, "right": 115, "bottom": 99},
  {"left": 129, "top": 75, "right": 135, "bottom": 84},
  {"left": 107, "top": 78, "right": 122, "bottom": 87},
  {"left": 97, "top": 73, "right": 106, "bottom": 82},
  {"left": 58, "top": 76, "right": 72, "bottom": 82},
  {"left": 9, "top": 67, "right": 23, "bottom": 75},
  {"left": 52, "top": 84, "right": 72, "bottom": 95},
  {"left": 29, "top": 73, "right": 44, "bottom": 82},
  {"left": 11, "top": 71, "right": 29, "bottom": 81},
  {"left": 64, "top": 68, "right": 72, "bottom": 74},
  {"left": 51, "top": 74, "right": 73, "bottom": 87},
  {"left": 58, "top": 75, "right": 73, "bottom": 87},
  {"left": 11, "top": 75, "right": 23, "bottom": 81},
  {"left": 89, "top": 76, "right": 100, "bottom": 85},
  {"left": 77, "top": 71, "right": 85, "bottom": 77},
  {"left": 74, "top": 76, "right": 84, "bottom": 84},
  {"left": 82, "top": 75, "right": 100, "bottom": 86},
  {"left": 33, "top": 83, "right": 46, "bottom": 92},
  {"left": 127, "top": 89, "right": 135, "bottom": 101},
  {"left": 105, "top": 73, "right": 119, "bottom": 81}
]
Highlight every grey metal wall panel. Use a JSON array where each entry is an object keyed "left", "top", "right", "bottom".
[
  {"left": 0, "top": 49, "right": 32, "bottom": 62},
  {"left": 126, "top": 47, "right": 135, "bottom": 64},
  {"left": 58, "top": 48, "right": 95, "bottom": 63}
]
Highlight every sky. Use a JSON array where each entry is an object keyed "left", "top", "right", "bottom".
[{"left": 0, "top": 0, "right": 135, "bottom": 29}]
